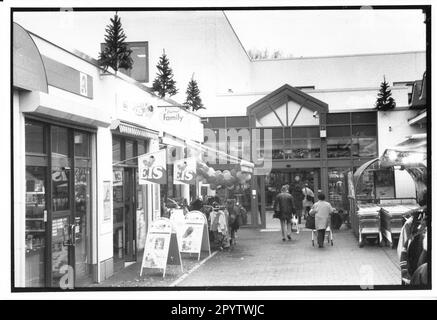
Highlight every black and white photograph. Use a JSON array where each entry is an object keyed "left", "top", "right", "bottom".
[{"left": 1, "top": 0, "right": 435, "bottom": 302}]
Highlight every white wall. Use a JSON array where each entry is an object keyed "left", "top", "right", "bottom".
[{"left": 377, "top": 108, "right": 426, "bottom": 155}]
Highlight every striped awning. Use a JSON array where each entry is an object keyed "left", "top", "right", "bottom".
[{"left": 110, "top": 119, "right": 159, "bottom": 139}]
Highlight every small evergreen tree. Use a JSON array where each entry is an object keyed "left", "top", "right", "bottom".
[
  {"left": 375, "top": 76, "right": 396, "bottom": 111},
  {"left": 98, "top": 13, "right": 133, "bottom": 73},
  {"left": 152, "top": 50, "right": 178, "bottom": 98},
  {"left": 184, "top": 74, "right": 205, "bottom": 111}
]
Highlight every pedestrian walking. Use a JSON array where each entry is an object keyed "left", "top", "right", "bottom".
[
  {"left": 273, "top": 185, "right": 296, "bottom": 241},
  {"left": 302, "top": 183, "right": 314, "bottom": 220},
  {"left": 210, "top": 201, "right": 230, "bottom": 250},
  {"left": 291, "top": 183, "right": 304, "bottom": 224},
  {"left": 309, "top": 192, "right": 334, "bottom": 248},
  {"left": 225, "top": 199, "right": 241, "bottom": 247}
]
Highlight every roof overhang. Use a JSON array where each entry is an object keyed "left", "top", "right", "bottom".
[{"left": 110, "top": 119, "right": 159, "bottom": 139}]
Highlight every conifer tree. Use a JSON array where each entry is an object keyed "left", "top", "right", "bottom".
[
  {"left": 98, "top": 13, "right": 133, "bottom": 73},
  {"left": 152, "top": 50, "right": 178, "bottom": 98},
  {"left": 375, "top": 76, "right": 396, "bottom": 111},
  {"left": 184, "top": 74, "right": 205, "bottom": 111}
]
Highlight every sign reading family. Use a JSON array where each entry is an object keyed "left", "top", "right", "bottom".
[
  {"left": 163, "top": 107, "right": 184, "bottom": 122},
  {"left": 174, "top": 157, "right": 197, "bottom": 185},
  {"left": 138, "top": 150, "right": 167, "bottom": 184}
]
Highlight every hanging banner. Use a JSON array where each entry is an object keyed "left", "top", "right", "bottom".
[
  {"left": 139, "top": 218, "right": 183, "bottom": 278},
  {"left": 174, "top": 157, "right": 197, "bottom": 185},
  {"left": 138, "top": 149, "right": 167, "bottom": 184},
  {"left": 180, "top": 211, "right": 211, "bottom": 261}
]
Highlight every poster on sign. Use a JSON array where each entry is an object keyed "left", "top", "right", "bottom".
[
  {"left": 169, "top": 209, "right": 186, "bottom": 250},
  {"left": 174, "top": 157, "right": 197, "bottom": 185},
  {"left": 140, "top": 218, "right": 182, "bottom": 278},
  {"left": 138, "top": 150, "right": 167, "bottom": 184},
  {"left": 180, "top": 211, "right": 211, "bottom": 261}
]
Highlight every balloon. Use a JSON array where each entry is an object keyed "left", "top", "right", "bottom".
[
  {"left": 236, "top": 171, "right": 243, "bottom": 179},
  {"left": 227, "top": 185, "right": 235, "bottom": 190},
  {"left": 209, "top": 183, "right": 217, "bottom": 190},
  {"left": 207, "top": 168, "right": 216, "bottom": 177},
  {"left": 245, "top": 174, "right": 252, "bottom": 181},
  {"left": 230, "top": 168, "right": 237, "bottom": 177}
]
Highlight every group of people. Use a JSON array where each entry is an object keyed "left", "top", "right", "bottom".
[{"left": 274, "top": 184, "right": 335, "bottom": 248}]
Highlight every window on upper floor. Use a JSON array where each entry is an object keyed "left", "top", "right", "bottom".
[{"left": 100, "top": 42, "right": 149, "bottom": 83}]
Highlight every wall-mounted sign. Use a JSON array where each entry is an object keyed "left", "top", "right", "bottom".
[
  {"left": 139, "top": 218, "right": 182, "bottom": 278},
  {"left": 163, "top": 108, "right": 184, "bottom": 122},
  {"left": 138, "top": 150, "right": 167, "bottom": 184},
  {"left": 79, "top": 72, "right": 88, "bottom": 96},
  {"left": 174, "top": 157, "right": 197, "bottom": 185}
]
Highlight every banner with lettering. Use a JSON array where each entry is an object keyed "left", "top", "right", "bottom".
[
  {"left": 139, "top": 150, "right": 167, "bottom": 184},
  {"left": 173, "top": 157, "right": 197, "bottom": 185}
]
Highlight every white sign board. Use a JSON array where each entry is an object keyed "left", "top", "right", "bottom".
[
  {"left": 140, "top": 218, "right": 182, "bottom": 278},
  {"left": 180, "top": 211, "right": 211, "bottom": 261}
]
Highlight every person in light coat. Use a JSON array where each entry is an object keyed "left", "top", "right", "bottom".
[{"left": 309, "top": 192, "right": 334, "bottom": 248}]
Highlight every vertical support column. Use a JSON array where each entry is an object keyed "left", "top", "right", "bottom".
[
  {"left": 319, "top": 112, "right": 329, "bottom": 197},
  {"left": 260, "top": 176, "right": 266, "bottom": 229},
  {"left": 250, "top": 174, "right": 258, "bottom": 227}
]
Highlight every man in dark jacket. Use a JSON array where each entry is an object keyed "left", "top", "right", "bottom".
[{"left": 274, "top": 185, "right": 296, "bottom": 241}]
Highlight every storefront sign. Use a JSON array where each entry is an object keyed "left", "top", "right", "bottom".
[
  {"left": 180, "top": 211, "right": 211, "bottom": 261},
  {"left": 163, "top": 108, "right": 184, "bottom": 122},
  {"left": 139, "top": 218, "right": 182, "bottom": 278},
  {"left": 169, "top": 209, "right": 185, "bottom": 250},
  {"left": 113, "top": 169, "right": 123, "bottom": 186},
  {"left": 138, "top": 150, "right": 167, "bottom": 184},
  {"left": 173, "top": 157, "right": 196, "bottom": 185}
]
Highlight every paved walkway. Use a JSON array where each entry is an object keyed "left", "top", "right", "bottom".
[{"left": 175, "top": 224, "right": 401, "bottom": 287}]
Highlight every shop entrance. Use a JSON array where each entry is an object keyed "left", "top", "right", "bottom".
[
  {"left": 113, "top": 167, "right": 137, "bottom": 272},
  {"left": 25, "top": 121, "right": 93, "bottom": 288},
  {"left": 263, "top": 168, "right": 320, "bottom": 228}
]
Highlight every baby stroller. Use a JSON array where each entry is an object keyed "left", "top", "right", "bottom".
[{"left": 311, "top": 226, "right": 334, "bottom": 247}]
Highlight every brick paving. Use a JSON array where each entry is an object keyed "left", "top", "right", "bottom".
[
  {"left": 175, "top": 224, "right": 401, "bottom": 287},
  {"left": 87, "top": 212, "right": 401, "bottom": 288}
]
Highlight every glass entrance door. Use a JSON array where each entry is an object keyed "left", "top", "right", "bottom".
[{"left": 25, "top": 120, "right": 93, "bottom": 288}]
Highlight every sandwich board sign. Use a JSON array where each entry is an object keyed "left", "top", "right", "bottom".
[
  {"left": 140, "top": 218, "right": 182, "bottom": 278},
  {"left": 169, "top": 209, "right": 186, "bottom": 251},
  {"left": 180, "top": 211, "right": 211, "bottom": 261}
]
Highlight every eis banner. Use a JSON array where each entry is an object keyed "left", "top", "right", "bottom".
[
  {"left": 174, "top": 157, "right": 196, "bottom": 185},
  {"left": 139, "top": 150, "right": 167, "bottom": 184}
]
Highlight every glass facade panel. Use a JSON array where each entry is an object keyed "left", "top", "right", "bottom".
[
  {"left": 352, "top": 137, "right": 377, "bottom": 158},
  {"left": 352, "top": 125, "right": 377, "bottom": 137},
  {"left": 327, "top": 126, "right": 351, "bottom": 137},
  {"left": 287, "top": 139, "right": 321, "bottom": 159},
  {"left": 25, "top": 122, "right": 45, "bottom": 154},
  {"left": 74, "top": 132, "right": 90, "bottom": 157},
  {"left": 51, "top": 126, "right": 69, "bottom": 156},
  {"left": 52, "top": 167, "right": 70, "bottom": 212},
  {"left": 327, "top": 113, "right": 350, "bottom": 124},
  {"left": 352, "top": 111, "right": 377, "bottom": 124},
  {"left": 125, "top": 139, "right": 136, "bottom": 165},
  {"left": 292, "top": 126, "right": 320, "bottom": 138},
  {"left": 327, "top": 137, "right": 351, "bottom": 158},
  {"left": 130, "top": 45, "right": 147, "bottom": 82}
]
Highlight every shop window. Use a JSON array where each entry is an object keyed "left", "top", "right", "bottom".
[
  {"left": 25, "top": 121, "right": 45, "bottom": 154},
  {"left": 74, "top": 132, "right": 90, "bottom": 157},
  {"left": 52, "top": 167, "right": 70, "bottom": 212},
  {"left": 327, "top": 137, "right": 351, "bottom": 158},
  {"left": 137, "top": 140, "right": 147, "bottom": 156},
  {"left": 327, "top": 113, "right": 350, "bottom": 125},
  {"left": 352, "top": 137, "right": 377, "bottom": 158},
  {"left": 352, "top": 125, "right": 377, "bottom": 137},
  {"left": 271, "top": 127, "right": 284, "bottom": 139},
  {"left": 286, "top": 139, "right": 321, "bottom": 159},
  {"left": 269, "top": 139, "right": 285, "bottom": 159},
  {"left": 351, "top": 112, "right": 377, "bottom": 124}
]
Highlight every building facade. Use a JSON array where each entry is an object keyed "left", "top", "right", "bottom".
[{"left": 13, "top": 22, "right": 203, "bottom": 288}]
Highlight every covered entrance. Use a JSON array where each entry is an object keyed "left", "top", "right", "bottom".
[{"left": 246, "top": 84, "right": 329, "bottom": 229}]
